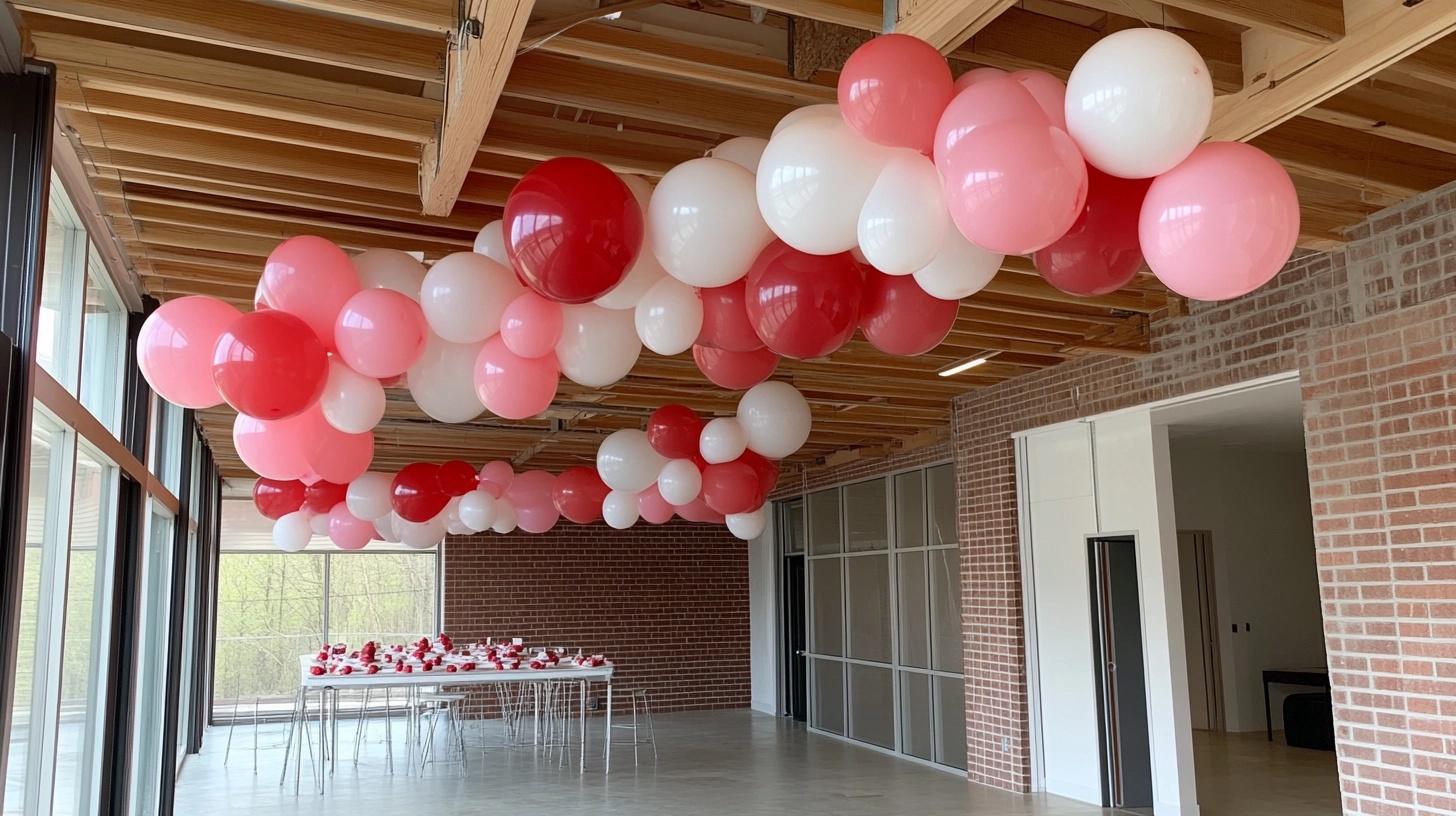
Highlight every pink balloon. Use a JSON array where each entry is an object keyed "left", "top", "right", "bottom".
[
  {"left": 137, "top": 296, "right": 242, "bottom": 409},
  {"left": 1009, "top": 70, "right": 1067, "bottom": 131},
  {"left": 478, "top": 461, "right": 515, "bottom": 499},
  {"left": 473, "top": 336, "right": 559, "bottom": 420},
  {"left": 941, "top": 119, "right": 1088, "bottom": 256},
  {"left": 328, "top": 504, "right": 373, "bottom": 550},
  {"left": 934, "top": 76, "right": 1047, "bottom": 177},
  {"left": 233, "top": 412, "right": 312, "bottom": 481},
  {"left": 1139, "top": 142, "right": 1300, "bottom": 302},
  {"left": 298, "top": 406, "right": 374, "bottom": 484},
  {"left": 953, "top": 66, "right": 1008, "bottom": 94},
  {"left": 637, "top": 484, "right": 676, "bottom": 525},
  {"left": 506, "top": 470, "right": 560, "bottom": 533},
  {"left": 839, "top": 34, "right": 954, "bottom": 154},
  {"left": 260, "top": 235, "right": 360, "bottom": 352},
  {"left": 334, "top": 288, "right": 428, "bottom": 378},
  {"left": 676, "top": 497, "right": 725, "bottom": 524},
  {"left": 499, "top": 292, "right": 564, "bottom": 359},
  {"left": 693, "top": 345, "right": 779, "bottom": 391}
]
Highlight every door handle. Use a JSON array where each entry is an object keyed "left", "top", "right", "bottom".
[
  {"left": 795, "top": 650, "right": 807, "bottom": 656},
  {"left": 1107, "top": 662, "right": 1116, "bottom": 673}
]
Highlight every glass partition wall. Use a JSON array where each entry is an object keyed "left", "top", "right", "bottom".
[{"left": 797, "top": 463, "right": 966, "bottom": 770}]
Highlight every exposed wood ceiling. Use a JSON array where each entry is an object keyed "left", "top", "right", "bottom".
[{"left": 11, "top": 0, "right": 1456, "bottom": 479}]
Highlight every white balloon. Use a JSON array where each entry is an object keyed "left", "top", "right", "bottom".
[
  {"left": 650, "top": 157, "right": 772, "bottom": 288},
  {"left": 556, "top": 304, "right": 641, "bottom": 387},
  {"left": 443, "top": 496, "right": 468, "bottom": 535},
  {"left": 657, "top": 458, "right": 703, "bottom": 506},
  {"left": 727, "top": 508, "right": 767, "bottom": 540},
  {"left": 319, "top": 358, "right": 386, "bottom": 434},
  {"left": 772, "top": 104, "right": 840, "bottom": 137},
  {"left": 309, "top": 512, "right": 331, "bottom": 536},
  {"left": 407, "top": 332, "right": 486, "bottom": 423},
  {"left": 699, "top": 417, "right": 747, "bottom": 464},
  {"left": 708, "top": 137, "right": 769, "bottom": 174},
  {"left": 595, "top": 176, "right": 668, "bottom": 310},
  {"left": 1065, "top": 28, "right": 1213, "bottom": 179},
  {"left": 346, "top": 472, "right": 394, "bottom": 521},
  {"left": 911, "top": 229, "right": 1004, "bottom": 300},
  {"left": 396, "top": 514, "right": 446, "bottom": 549},
  {"left": 353, "top": 249, "right": 426, "bottom": 301},
  {"left": 473, "top": 220, "right": 509, "bottom": 266},
  {"left": 635, "top": 276, "right": 703, "bottom": 356},
  {"left": 858, "top": 151, "right": 949, "bottom": 276},
  {"left": 373, "top": 515, "right": 401, "bottom": 543},
  {"left": 274, "top": 511, "right": 313, "bottom": 552},
  {"left": 736, "top": 381, "right": 811, "bottom": 459},
  {"left": 758, "top": 116, "right": 894, "bottom": 255},
  {"left": 490, "top": 500, "right": 518, "bottom": 534},
  {"left": 597, "top": 429, "right": 668, "bottom": 493},
  {"left": 420, "top": 251, "right": 522, "bottom": 344},
  {"left": 602, "top": 490, "right": 640, "bottom": 530},
  {"left": 458, "top": 490, "right": 498, "bottom": 533}
]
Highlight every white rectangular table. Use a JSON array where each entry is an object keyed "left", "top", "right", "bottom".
[{"left": 290, "top": 657, "right": 615, "bottom": 792}]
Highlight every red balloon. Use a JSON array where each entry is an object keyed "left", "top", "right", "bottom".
[
  {"left": 303, "top": 481, "right": 347, "bottom": 515},
  {"left": 738, "top": 450, "right": 780, "bottom": 497},
  {"left": 300, "top": 408, "right": 374, "bottom": 485},
  {"left": 392, "top": 463, "right": 449, "bottom": 523},
  {"left": 838, "top": 33, "right": 954, "bottom": 154},
  {"left": 676, "top": 497, "right": 726, "bottom": 524},
  {"left": 700, "top": 461, "right": 762, "bottom": 516},
  {"left": 437, "top": 460, "right": 479, "bottom": 497},
  {"left": 504, "top": 157, "right": 644, "bottom": 304},
  {"left": 637, "top": 484, "right": 676, "bottom": 525},
  {"left": 253, "top": 478, "right": 304, "bottom": 520},
  {"left": 646, "top": 404, "right": 704, "bottom": 460},
  {"left": 552, "top": 466, "right": 610, "bottom": 524},
  {"left": 859, "top": 268, "right": 960, "bottom": 356},
  {"left": 744, "top": 241, "right": 864, "bottom": 360},
  {"left": 1032, "top": 167, "right": 1152, "bottom": 296},
  {"left": 692, "top": 345, "right": 779, "bottom": 390},
  {"left": 212, "top": 310, "right": 328, "bottom": 421},
  {"left": 698, "top": 279, "right": 763, "bottom": 352}
]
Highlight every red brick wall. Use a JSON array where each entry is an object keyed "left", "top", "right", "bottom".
[{"left": 441, "top": 521, "right": 750, "bottom": 715}]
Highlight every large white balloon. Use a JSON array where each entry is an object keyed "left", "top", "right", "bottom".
[
  {"left": 597, "top": 429, "right": 668, "bottom": 493},
  {"left": 556, "top": 304, "right": 641, "bottom": 387},
  {"left": 911, "top": 228, "right": 1004, "bottom": 300},
  {"left": 444, "top": 497, "right": 471, "bottom": 536},
  {"left": 395, "top": 514, "right": 446, "bottom": 549},
  {"left": 758, "top": 116, "right": 893, "bottom": 255},
  {"left": 635, "top": 276, "right": 703, "bottom": 356},
  {"left": 346, "top": 472, "right": 394, "bottom": 521},
  {"left": 373, "top": 514, "right": 401, "bottom": 543},
  {"left": 699, "top": 417, "right": 747, "bottom": 464},
  {"left": 1065, "top": 28, "right": 1213, "bottom": 179},
  {"left": 319, "top": 358, "right": 385, "bottom": 434},
  {"left": 353, "top": 249, "right": 426, "bottom": 301},
  {"left": 458, "top": 490, "right": 498, "bottom": 533},
  {"left": 650, "top": 157, "right": 773, "bottom": 288},
  {"left": 727, "top": 508, "right": 767, "bottom": 541},
  {"left": 602, "top": 490, "right": 641, "bottom": 530},
  {"left": 736, "top": 381, "right": 811, "bottom": 459},
  {"left": 420, "top": 251, "right": 522, "bottom": 344},
  {"left": 707, "top": 137, "right": 769, "bottom": 174},
  {"left": 858, "top": 151, "right": 949, "bottom": 276},
  {"left": 771, "top": 104, "right": 840, "bottom": 137},
  {"left": 274, "top": 511, "right": 313, "bottom": 552},
  {"left": 408, "top": 332, "right": 487, "bottom": 423},
  {"left": 309, "top": 512, "right": 331, "bottom": 536},
  {"left": 657, "top": 458, "right": 703, "bottom": 506},
  {"left": 490, "top": 500, "right": 518, "bottom": 534},
  {"left": 595, "top": 175, "right": 669, "bottom": 310},
  {"left": 473, "top": 220, "right": 509, "bottom": 266}
]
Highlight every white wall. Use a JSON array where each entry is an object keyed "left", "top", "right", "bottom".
[
  {"left": 1170, "top": 447, "right": 1324, "bottom": 733},
  {"left": 748, "top": 502, "right": 778, "bottom": 715}
]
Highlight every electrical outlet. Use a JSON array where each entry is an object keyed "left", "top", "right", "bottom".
[
  {"left": 589, "top": 697, "right": 601, "bottom": 711},
  {"left": 1002, "top": 736, "right": 1010, "bottom": 753}
]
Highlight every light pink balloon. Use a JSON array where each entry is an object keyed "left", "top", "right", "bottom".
[
  {"left": 260, "top": 236, "right": 360, "bottom": 352},
  {"left": 1010, "top": 70, "right": 1068, "bottom": 131},
  {"left": 637, "top": 484, "right": 676, "bottom": 525},
  {"left": 297, "top": 406, "right": 375, "bottom": 484},
  {"left": 233, "top": 412, "right": 311, "bottom": 481},
  {"left": 136, "top": 296, "right": 242, "bottom": 409},
  {"left": 335, "top": 288, "right": 428, "bottom": 378},
  {"left": 953, "top": 66, "right": 1008, "bottom": 94},
  {"left": 499, "top": 292, "right": 564, "bottom": 359},
  {"left": 837, "top": 33, "right": 954, "bottom": 154},
  {"left": 478, "top": 461, "right": 515, "bottom": 499},
  {"left": 505, "top": 470, "right": 560, "bottom": 534},
  {"left": 328, "top": 503, "right": 373, "bottom": 550},
  {"left": 1139, "top": 142, "right": 1300, "bottom": 302},
  {"left": 934, "top": 76, "right": 1047, "bottom": 176},
  {"left": 473, "top": 336, "right": 559, "bottom": 420}
]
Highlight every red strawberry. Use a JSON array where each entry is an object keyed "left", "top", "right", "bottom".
[
  {"left": 421, "top": 663, "right": 432, "bottom": 672},
  {"left": 367, "top": 665, "right": 380, "bottom": 675},
  {"left": 446, "top": 665, "right": 458, "bottom": 673},
  {"left": 462, "top": 662, "right": 476, "bottom": 671},
  {"left": 339, "top": 666, "right": 353, "bottom": 675},
  {"left": 309, "top": 666, "right": 325, "bottom": 676}
]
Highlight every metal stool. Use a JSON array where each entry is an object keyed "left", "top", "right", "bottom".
[
  {"left": 350, "top": 686, "right": 398, "bottom": 773},
  {"left": 606, "top": 689, "right": 656, "bottom": 765},
  {"left": 416, "top": 692, "right": 468, "bottom": 773},
  {"left": 223, "top": 697, "right": 262, "bottom": 773}
]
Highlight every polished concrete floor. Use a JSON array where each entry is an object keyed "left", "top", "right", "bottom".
[{"left": 1192, "top": 730, "right": 1340, "bottom": 816}]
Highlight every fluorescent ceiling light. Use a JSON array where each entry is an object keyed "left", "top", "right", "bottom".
[{"left": 937, "top": 352, "right": 998, "bottom": 377}]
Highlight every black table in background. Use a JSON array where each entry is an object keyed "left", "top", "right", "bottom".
[{"left": 1264, "top": 667, "right": 1330, "bottom": 741}]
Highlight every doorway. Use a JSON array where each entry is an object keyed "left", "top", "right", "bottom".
[
  {"left": 782, "top": 553, "right": 806, "bottom": 722},
  {"left": 1178, "top": 531, "right": 1224, "bottom": 732},
  {"left": 1088, "top": 535, "right": 1153, "bottom": 813}
]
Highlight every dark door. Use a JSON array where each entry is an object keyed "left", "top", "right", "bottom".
[
  {"left": 782, "top": 553, "right": 807, "bottom": 721},
  {"left": 1089, "top": 536, "right": 1154, "bottom": 812}
]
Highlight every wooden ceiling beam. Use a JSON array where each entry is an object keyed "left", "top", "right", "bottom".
[
  {"left": 419, "top": 0, "right": 533, "bottom": 216},
  {"left": 15, "top": 0, "right": 446, "bottom": 81},
  {"left": 729, "top": 0, "right": 879, "bottom": 30},
  {"left": 1300, "top": 81, "right": 1456, "bottom": 157},
  {"left": 479, "top": 110, "right": 711, "bottom": 177},
  {"left": 1251, "top": 117, "right": 1456, "bottom": 209},
  {"left": 1207, "top": 0, "right": 1456, "bottom": 142},
  {"left": 887, "top": 0, "right": 1018, "bottom": 54},
  {"left": 1156, "top": 0, "right": 1343, "bottom": 45},
  {"left": 1384, "top": 37, "right": 1456, "bottom": 94},
  {"left": 266, "top": 0, "right": 456, "bottom": 33}
]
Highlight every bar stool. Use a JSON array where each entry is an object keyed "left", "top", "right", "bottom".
[
  {"left": 223, "top": 696, "right": 261, "bottom": 773},
  {"left": 416, "top": 691, "right": 468, "bottom": 773},
  {"left": 350, "top": 686, "right": 397, "bottom": 773},
  {"left": 606, "top": 689, "right": 656, "bottom": 765}
]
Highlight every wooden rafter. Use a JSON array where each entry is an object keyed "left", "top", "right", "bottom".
[{"left": 887, "top": 0, "right": 1019, "bottom": 54}]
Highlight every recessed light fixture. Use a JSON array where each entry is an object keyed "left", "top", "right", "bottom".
[{"left": 937, "top": 351, "right": 998, "bottom": 377}]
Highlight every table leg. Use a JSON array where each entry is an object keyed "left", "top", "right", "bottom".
[
  {"left": 1264, "top": 678, "right": 1273, "bottom": 742},
  {"left": 316, "top": 689, "right": 326, "bottom": 794},
  {"left": 292, "top": 689, "right": 304, "bottom": 796},
  {"left": 330, "top": 688, "right": 339, "bottom": 778},
  {"left": 579, "top": 680, "right": 587, "bottom": 774},
  {"left": 605, "top": 680, "right": 613, "bottom": 775}
]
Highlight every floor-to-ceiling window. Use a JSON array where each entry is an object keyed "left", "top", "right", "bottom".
[{"left": 796, "top": 463, "right": 967, "bottom": 770}]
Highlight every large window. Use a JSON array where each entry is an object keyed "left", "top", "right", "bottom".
[
  {"left": 797, "top": 463, "right": 966, "bottom": 770},
  {"left": 129, "top": 505, "right": 174, "bottom": 816}
]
